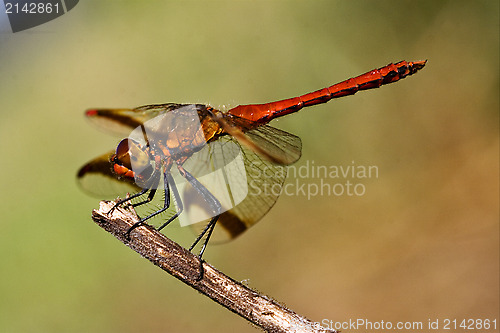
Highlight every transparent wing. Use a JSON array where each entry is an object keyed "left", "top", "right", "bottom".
[
  {"left": 212, "top": 112, "right": 302, "bottom": 165},
  {"left": 85, "top": 103, "right": 196, "bottom": 137},
  {"left": 76, "top": 151, "right": 141, "bottom": 198},
  {"left": 183, "top": 125, "right": 302, "bottom": 242},
  {"left": 245, "top": 125, "right": 302, "bottom": 165}
]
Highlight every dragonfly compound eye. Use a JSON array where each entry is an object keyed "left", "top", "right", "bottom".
[{"left": 115, "top": 139, "right": 151, "bottom": 170}]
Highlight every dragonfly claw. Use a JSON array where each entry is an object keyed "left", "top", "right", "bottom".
[
  {"left": 124, "top": 221, "right": 144, "bottom": 240},
  {"left": 195, "top": 255, "right": 205, "bottom": 281}
]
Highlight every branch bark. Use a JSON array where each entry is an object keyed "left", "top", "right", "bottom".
[{"left": 91, "top": 201, "right": 337, "bottom": 333}]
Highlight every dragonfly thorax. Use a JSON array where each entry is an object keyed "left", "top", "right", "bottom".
[{"left": 110, "top": 104, "right": 226, "bottom": 185}]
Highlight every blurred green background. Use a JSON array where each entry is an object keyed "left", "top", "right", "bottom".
[{"left": 0, "top": 1, "right": 498, "bottom": 332}]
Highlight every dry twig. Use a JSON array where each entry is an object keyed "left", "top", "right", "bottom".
[{"left": 91, "top": 201, "right": 337, "bottom": 333}]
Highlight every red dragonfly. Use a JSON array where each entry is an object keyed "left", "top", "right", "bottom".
[{"left": 78, "top": 60, "right": 426, "bottom": 258}]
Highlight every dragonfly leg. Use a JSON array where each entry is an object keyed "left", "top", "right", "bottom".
[
  {"left": 176, "top": 164, "right": 222, "bottom": 261},
  {"left": 125, "top": 170, "right": 172, "bottom": 239},
  {"left": 108, "top": 161, "right": 162, "bottom": 215},
  {"left": 107, "top": 187, "right": 150, "bottom": 215},
  {"left": 189, "top": 215, "right": 218, "bottom": 256},
  {"left": 131, "top": 188, "right": 157, "bottom": 210},
  {"left": 189, "top": 216, "right": 218, "bottom": 281},
  {"left": 157, "top": 172, "right": 183, "bottom": 231}
]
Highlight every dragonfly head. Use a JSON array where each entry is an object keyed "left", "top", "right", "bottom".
[{"left": 111, "top": 138, "right": 152, "bottom": 179}]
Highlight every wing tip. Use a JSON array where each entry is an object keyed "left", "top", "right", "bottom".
[{"left": 85, "top": 109, "right": 99, "bottom": 117}]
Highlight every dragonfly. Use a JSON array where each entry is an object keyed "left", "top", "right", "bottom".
[{"left": 77, "top": 60, "right": 426, "bottom": 259}]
